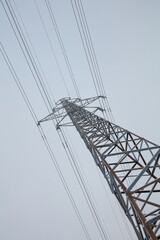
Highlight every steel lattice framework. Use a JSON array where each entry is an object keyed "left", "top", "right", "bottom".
[{"left": 39, "top": 97, "right": 160, "bottom": 240}]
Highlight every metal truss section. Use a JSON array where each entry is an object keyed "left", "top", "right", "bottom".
[{"left": 39, "top": 97, "right": 160, "bottom": 240}]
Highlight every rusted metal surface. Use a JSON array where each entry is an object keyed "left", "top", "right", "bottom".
[{"left": 39, "top": 97, "right": 160, "bottom": 240}]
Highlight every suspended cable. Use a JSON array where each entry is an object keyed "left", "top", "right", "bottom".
[
  {"left": 39, "top": 98, "right": 111, "bottom": 240},
  {"left": 69, "top": 2, "right": 136, "bottom": 238},
  {"left": 77, "top": 0, "right": 114, "bottom": 122},
  {"left": 98, "top": 171, "right": 134, "bottom": 240},
  {"left": 38, "top": 126, "right": 92, "bottom": 240},
  {"left": 33, "top": 0, "right": 70, "bottom": 98},
  {"left": 1, "top": 3, "right": 111, "bottom": 238},
  {"left": 62, "top": 127, "right": 112, "bottom": 239},
  {"left": 1, "top": 10, "right": 109, "bottom": 235},
  {"left": 63, "top": 113, "right": 132, "bottom": 239},
  {"left": 70, "top": 0, "right": 108, "bottom": 120},
  {"left": 0, "top": 42, "right": 38, "bottom": 124},
  {"left": 0, "top": 42, "right": 92, "bottom": 240},
  {"left": 70, "top": 0, "right": 115, "bottom": 122},
  {"left": 73, "top": 0, "right": 104, "bottom": 95},
  {"left": 12, "top": 0, "right": 56, "bottom": 105},
  {"left": 44, "top": 0, "right": 81, "bottom": 99},
  {"left": 1, "top": 1, "right": 135, "bottom": 239},
  {"left": 72, "top": 0, "right": 133, "bottom": 187},
  {"left": 57, "top": 128, "right": 110, "bottom": 240},
  {"left": 64, "top": 125, "right": 129, "bottom": 240},
  {"left": 1, "top": 0, "right": 53, "bottom": 112},
  {"left": 8, "top": 0, "right": 53, "bottom": 109},
  {"left": 77, "top": 0, "right": 107, "bottom": 98},
  {"left": 70, "top": 0, "right": 107, "bottom": 116}
]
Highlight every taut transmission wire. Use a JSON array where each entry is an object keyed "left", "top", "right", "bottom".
[
  {"left": 0, "top": 42, "right": 38, "bottom": 124},
  {"left": 70, "top": 0, "right": 105, "bottom": 112},
  {"left": 57, "top": 128, "right": 110, "bottom": 240},
  {"left": 1, "top": 1, "right": 133, "bottom": 238},
  {"left": 70, "top": 0, "right": 107, "bottom": 119},
  {"left": 1, "top": 2, "right": 110, "bottom": 236},
  {"left": 77, "top": 0, "right": 114, "bottom": 122},
  {"left": 0, "top": 42, "right": 92, "bottom": 240},
  {"left": 12, "top": 0, "right": 56, "bottom": 105},
  {"left": 70, "top": 1, "right": 135, "bottom": 239},
  {"left": 70, "top": 0, "right": 114, "bottom": 122},
  {"left": 42, "top": 101, "right": 111, "bottom": 239},
  {"left": 44, "top": 0, "right": 81, "bottom": 99},
  {"left": 33, "top": 0, "right": 70, "bottom": 98},
  {"left": 1, "top": 3, "right": 111, "bottom": 238},
  {"left": 1, "top": 0, "right": 53, "bottom": 112},
  {"left": 61, "top": 127, "right": 111, "bottom": 240},
  {"left": 33, "top": 1, "right": 122, "bottom": 236},
  {"left": 98, "top": 170, "right": 134, "bottom": 240}
]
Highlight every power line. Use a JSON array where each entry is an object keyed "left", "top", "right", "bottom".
[
  {"left": 0, "top": 41, "right": 38, "bottom": 124},
  {"left": 33, "top": 0, "right": 70, "bottom": 98},
  {"left": 98, "top": 171, "right": 134, "bottom": 240},
  {"left": 63, "top": 125, "right": 128, "bottom": 240},
  {"left": 0, "top": 42, "right": 92, "bottom": 240},
  {"left": 37, "top": 126, "right": 92, "bottom": 240},
  {"left": 77, "top": 0, "right": 115, "bottom": 122},
  {"left": 70, "top": 0, "right": 115, "bottom": 122},
  {"left": 42, "top": 99, "right": 111, "bottom": 239},
  {"left": 71, "top": 1, "right": 106, "bottom": 117},
  {"left": 58, "top": 127, "right": 111, "bottom": 240},
  {"left": 1, "top": 1, "right": 133, "bottom": 239},
  {"left": 1, "top": 2, "right": 112, "bottom": 238},
  {"left": 12, "top": 0, "right": 56, "bottom": 105},
  {"left": 1, "top": 0, "right": 53, "bottom": 112},
  {"left": 44, "top": 0, "right": 81, "bottom": 99},
  {"left": 70, "top": 2, "right": 136, "bottom": 239},
  {"left": 1, "top": 2, "right": 110, "bottom": 235}
]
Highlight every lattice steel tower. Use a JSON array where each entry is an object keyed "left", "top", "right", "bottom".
[{"left": 39, "top": 96, "right": 160, "bottom": 240}]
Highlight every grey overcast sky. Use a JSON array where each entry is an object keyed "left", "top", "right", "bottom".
[{"left": 0, "top": 1, "right": 160, "bottom": 240}]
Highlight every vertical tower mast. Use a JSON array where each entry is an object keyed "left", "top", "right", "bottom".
[{"left": 39, "top": 97, "right": 160, "bottom": 240}]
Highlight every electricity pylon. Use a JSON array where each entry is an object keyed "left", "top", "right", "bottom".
[{"left": 39, "top": 96, "right": 160, "bottom": 240}]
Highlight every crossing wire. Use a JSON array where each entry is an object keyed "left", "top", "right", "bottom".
[
  {"left": 0, "top": 42, "right": 38, "bottom": 124},
  {"left": 1, "top": 2, "right": 112, "bottom": 239},
  {"left": 64, "top": 125, "right": 129, "bottom": 240},
  {"left": 41, "top": 1, "right": 112, "bottom": 234},
  {"left": 1, "top": 38, "right": 109, "bottom": 239},
  {"left": 70, "top": 0, "right": 108, "bottom": 119},
  {"left": 0, "top": 42, "right": 92, "bottom": 240},
  {"left": 8, "top": 0, "right": 54, "bottom": 109},
  {"left": 2, "top": 1, "right": 132, "bottom": 239},
  {"left": 70, "top": 1, "right": 103, "bottom": 100},
  {"left": 71, "top": 0, "right": 107, "bottom": 118},
  {"left": 48, "top": 110, "right": 111, "bottom": 240},
  {"left": 1, "top": 0, "right": 52, "bottom": 112},
  {"left": 70, "top": 0, "right": 115, "bottom": 122},
  {"left": 0, "top": 0, "right": 90, "bottom": 236},
  {"left": 70, "top": 1, "right": 135, "bottom": 239},
  {"left": 77, "top": 0, "right": 115, "bottom": 122},
  {"left": 45, "top": 0, "right": 81, "bottom": 99},
  {"left": 12, "top": 0, "right": 56, "bottom": 105},
  {"left": 33, "top": 0, "right": 70, "bottom": 98},
  {"left": 58, "top": 128, "right": 110, "bottom": 240},
  {"left": 43, "top": 1, "right": 134, "bottom": 238},
  {"left": 0, "top": 0, "right": 112, "bottom": 239},
  {"left": 64, "top": 128, "right": 112, "bottom": 239},
  {"left": 98, "top": 170, "right": 134, "bottom": 240}
]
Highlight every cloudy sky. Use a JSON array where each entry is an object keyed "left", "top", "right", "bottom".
[{"left": 0, "top": 0, "right": 160, "bottom": 240}]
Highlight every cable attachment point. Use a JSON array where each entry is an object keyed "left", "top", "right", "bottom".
[{"left": 56, "top": 124, "right": 60, "bottom": 130}]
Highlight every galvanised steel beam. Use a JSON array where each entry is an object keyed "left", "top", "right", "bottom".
[{"left": 39, "top": 97, "right": 160, "bottom": 240}]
